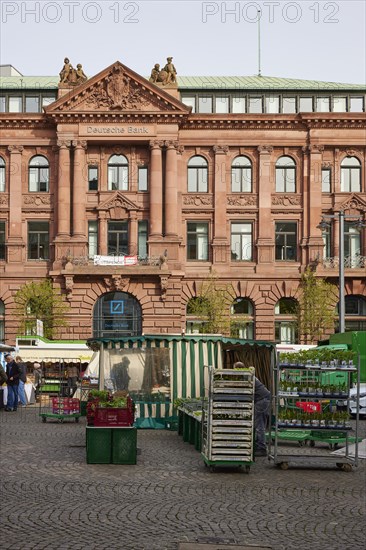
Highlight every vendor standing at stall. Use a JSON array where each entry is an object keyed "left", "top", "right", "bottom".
[
  {"left": 4, "top": 354, "right": 21, "bottom": 411},
  {"left": 66, "top": 363, "right": 79, "bottom": 397}
]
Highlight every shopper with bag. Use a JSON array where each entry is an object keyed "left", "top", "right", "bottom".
[{"left": 16, "top": 355, "right": 28, "bottom": 407}]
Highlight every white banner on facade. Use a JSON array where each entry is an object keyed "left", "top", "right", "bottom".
[{"left": 93, "top": 255, "right": 138, "bottom": 266}]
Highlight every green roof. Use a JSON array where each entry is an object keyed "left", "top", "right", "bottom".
[{"left": 1, "top": 75, "right": 364, "bottom": 92}]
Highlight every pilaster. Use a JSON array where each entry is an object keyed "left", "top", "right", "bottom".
[
  {"left": 7, "top": 145, "right": 24, "bottom": 263},
  {"left": 256, "top": 145, "right": 274, "bottom": 271},
  {"left": 212, "top": 145, "right": 229, "bottom": 263}
]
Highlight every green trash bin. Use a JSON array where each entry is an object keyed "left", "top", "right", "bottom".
[
  {"left": 112, "top": 427, "right": 137, "bottom": 465},
  {"left": 86, "top": 427, "right": 112, "bottom": 464}
]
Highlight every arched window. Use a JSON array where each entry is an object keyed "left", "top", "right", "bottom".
[
  {"left": 341, "top": 157, "right": 361, "bottom": 192},
  {"left": 337, "top": 295, "right": 366, "bottom": 332},
  {"left": 93, "top": 291, "right": 142, "bottom": 338},
  {"left": 29, "top": 156, "right": 49, "bottom": 192},
  {"left": 0, "top": 157, "right": 5, "bottom": 192},
  {"left": 275, "top": 298, "right": 298, "bottom": 344},
  {"left": 108, "top": 154, "right": 129, "bottom": 191},
  {"left": 275, "top": 156, "right": 296, "bottom": 193},
  {"left": 231, "top": 156, "right": 252, "bottom": 192},
  {"left": 186, "top": 297, "right": 209, "bottom": 334},
  {"left": 0, "top": 300, "right": 4, "bottom": 342},
  {"left": 230, "top": 298, "right": 254, "bottom": 339},
  {"left": 187, "top": 156, "right": 208, "bottom": 192}
]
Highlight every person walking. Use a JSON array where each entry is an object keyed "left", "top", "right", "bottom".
[
  {"left": 16, "top": 355, "right": 27, "bottom": 407},
  {"left": 33, "top": 362, "right": 42, "bottom": 398},
  {"left": 233, "top": 362, "right": 271, "bottom": 457},
  {"left": 4, "top": 354, "right": 21, "bottom": 411}
]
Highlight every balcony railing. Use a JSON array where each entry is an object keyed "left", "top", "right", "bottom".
[
  {"left": 322, "top": 255, "right": 366, "bottom": 269},
  {"left": 66, "top": 255, "right": 161, "bottom": 267}
]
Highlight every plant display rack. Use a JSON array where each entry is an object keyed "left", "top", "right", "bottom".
[
  {"left": 201, "top": 366, "right": 255, "bottom": 473},
  {"left": 40, "top": 397, "right": 81, "bottom": 423},
  {"left": 268, "top": 356, "right": 361, "bottom": 471}
]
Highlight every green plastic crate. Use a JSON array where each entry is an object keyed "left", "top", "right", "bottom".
[
  {"left": 112, "top": 427, "right": 137, "bottom": 465},
  {"left": 86, "top": 427, "right": 112, "bottom": 464}
]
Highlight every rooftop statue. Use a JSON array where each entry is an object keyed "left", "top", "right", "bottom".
[
  {"left": 59, "top": 58, "right": 88, "bottom": 86},
  {"left": 149, "top": 57, "right": 177, "bottom": 87}
]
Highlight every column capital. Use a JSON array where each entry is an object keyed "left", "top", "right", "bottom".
[
  {"left": 7, "top": 145, "right": 23, "bottom": 154},
  {"left": 57, "top": 140, "right": 71, "bottom": 149},
  {"left": 72, "top": 140, "right": 87, "bottom": 150},
  {"left": 257, "top": 145, "right": 273, "bottom": 154},
  {"left": 149, "top": 140, "right": 164, "bottom": 150},
  {"left": 308, "top": 144, "right": 324, "bottom": 154},
  {"left": 213, "top": 145, "right": 229, "bottom": 155},
  {"left": 164, "top": 140, "right": 179, "bottom": 150}
]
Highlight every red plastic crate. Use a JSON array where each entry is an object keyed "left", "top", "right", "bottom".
[
  {"left": 296, "top": 401, "right": 322, "bottom": 413},
  {"left": 52, "top": 397, "right": 80, "bottom": 414},
  {"left": 94, "top": 407, "right": 134, "bottom": 427}
]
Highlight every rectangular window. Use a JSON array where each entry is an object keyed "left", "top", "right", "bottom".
[
  {"left": 0, "top": 97, "right": 5, "bottom": 113},
  {"left": 265, "top": 96, "right": 280, "bottom": 113},
  {"left": 215, "top": 96, "right": 229, "bottom": 113},
  {"left": 188, "top": 167, "right": 208, "bottom": 193},
  {"left": 0, "top": 221, "right": 5, "bottom": 260},
  {"left": 0, "top": 165, "right": 5, "bottom": 192},
  {"left": 275, "top": 222, "right": 297, "bottom": 261},
  {"left": 321, "top": 168, "right": 331, "bottom": 192},
  {"left": 344, "top": 222, "right": 361, "bottom": 260},
  {"left": 29, "top": 167, "right": 49, "bottom": 193},
  {"left": 322, "top": 226, "right": 331, "bottom": 258},
  {"left": 28, "top": 222, "right": 49, "bottom": 260},
  {"left": 232, "top": 96, "right": 246, "bottom": 113},
  {"left": 182, "top": 96, "right": 196, "bottom": 112},
  {"left": 187, "top": 222, "right": 208, "bottom": 260},
  {"left": 249, "top": 97, "right": 263, "bottom": 113},
  {"left": 316, "top": 97, "right": 330, "bottom": 112},
  {"left": 299, "top": 97, "right": 313, "bottom": 112},
  {"left": 231, "top": 223, "right": 252, "bottom": 261},
  {"left": 198, "top": 96, "right": 213, "bottom": 113},
  {"left": 9, "top": 97, "right": 22, "bottom": 112},
  {"left": 42, "top": 97, "right": 56, "bottom": 108},
  {"left": 282, "top": 97, "right": 296, "bottom": 113},
  {"left": 333, "top": 97, "right": 347, "bottom": 112},
  {"left": 25, "top": 96, "right": 40, "bottom": 113},
  {"left": 138, "top": 220, "right": 148, "bottom": 258},
  {"left": 88, "top": 166, "right": 98, "bottom": 191},
  {"left": 349, "top": 97, "right": 364, "bottom": 112},
  {"left": 138, "top": 167, "right": 148, "bottom": 191},
  {"left": 88, "top": 221, "right": 98, "bottom": 259},
  {"left": 275, "top": 321, "right": 297, "bottom": 344},
  {"left": 107, "top": 221, "right": 128, "bottom": 256}
]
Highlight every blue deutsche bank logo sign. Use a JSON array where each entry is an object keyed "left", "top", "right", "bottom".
[{"left": 110, "top": 301, "right": 124, "bottom": 314}]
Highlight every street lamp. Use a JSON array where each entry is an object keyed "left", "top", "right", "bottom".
[{"left": 318, "top": 211, "right": 365, "bottom": 334}]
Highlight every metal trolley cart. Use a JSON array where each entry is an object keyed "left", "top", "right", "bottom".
[
  {"left": 269, "top": 356, "right": 361, "bottom": 471},
  {"left": 39, "top": 359, "right": 82, "bottom": 423},
  {"left": 201, "top": 366, "right": 255, "bottom": 473}
]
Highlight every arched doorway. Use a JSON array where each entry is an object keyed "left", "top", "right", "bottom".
[{"left": 93, "top": 292, "right": 142, "bottom": 338}]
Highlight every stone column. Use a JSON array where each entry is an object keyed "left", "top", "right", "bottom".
[
  {"left": 164, "top": 141, "right": 178, "bottom": 238},
  {"left": 307, "top": 145, "right": 325, "bottom": 262},
  {"left": 72, "top": 140, "right": 87, "bottom": 239},
  {"left": 256, "top": 146, "right": 274, "bottom": 270},
  {"left": 212, "top": 145, "right": 229, "bottom": 263},
  {"left": 56, "top": 140, "right": 71, "bottom": 238},
  {"left": 129, "top": 213, "right": 138, "bottom": 256},
  {"left": 149, "top": 140, "right": 163, "bottom": 239},
  {"left": 7, "top": 145, "right": 24, "bottom": 263},
  {"left": 99, "top": 212, "right": 108, "bottom": 256}
]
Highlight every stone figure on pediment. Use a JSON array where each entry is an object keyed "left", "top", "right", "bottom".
[
  {"left": 59, "top": 57, "right": 73, "bottom": 84},
  {"left": 163, "top": 57, "right": 177, "bottom": 84},
  {"left": 149, "top": 57, "right": 177, "bottom": 87},
  {"left": 59, "top": 58, "right": 88, "bottom": 86}
]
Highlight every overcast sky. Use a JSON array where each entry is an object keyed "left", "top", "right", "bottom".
[{"left": 0, "top": 0, "right": 365, "bottom": 84}]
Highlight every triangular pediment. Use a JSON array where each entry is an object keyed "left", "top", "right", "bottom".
[
  {"left": 337, "top": 193, "right": 366, "bottom": 214},
  {"left": 45, "top": 61, "right": 190, "bottom": 114},
  {"left": 97, "top": 192, "right": 139, "bottom": 213}
]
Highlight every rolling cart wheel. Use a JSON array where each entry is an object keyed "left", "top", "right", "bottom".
[
  {"left": 244, "top": 465, "right": 250, "bottom": 474},
  {"left": 298, "top": 441, "right": 305, "bottom": 447},
  {"left": 42, "top": 417, "right": 46, "bottom": 423},
  {"left": 279, "top": 462, "right": 289, "bottom": 470},
  {"left": 309, "top": 440, "right": 315, "bottom": 447},
  {"left": 340, "top": 463, "right": 353, "bottom": 472},
  {"left": 329, "top": 443, "right": 338, "bottom": 450},
  {"left": 58, "top": 418, "right": 64, "bottom": 423},
  {"left": 75, "top": 417, "right": 79, "bottom": 423},
  {"left": 209, "top": 465, "right": 216, "bottom": 473}
]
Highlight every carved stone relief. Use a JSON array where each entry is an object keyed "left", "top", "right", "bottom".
[
  {"left": 272, "top": 195, "right": 301, "bottom": 206},
  {"left": 227, "top": 195, "right": 256, "bottom": 207},
  {"left": 23, "top": 195, "right": 51, "bottom": 206},
  {"left": 104, "top": 276, "right": 130, "bottom": 291},
  {"left": 183, "top": 195, "right": 213, "bottom": 206}
]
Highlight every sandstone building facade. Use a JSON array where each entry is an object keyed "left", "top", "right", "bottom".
[{"left": 0, "top": 60, "right": 365, "bottom": 345}]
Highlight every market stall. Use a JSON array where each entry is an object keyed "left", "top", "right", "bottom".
[{"left": 87, "top": 335, "right": 276, "bottom": 428}]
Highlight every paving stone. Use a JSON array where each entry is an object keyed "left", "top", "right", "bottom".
[{"left": 0, "top": 409, "right": 365, "bottom": 550}]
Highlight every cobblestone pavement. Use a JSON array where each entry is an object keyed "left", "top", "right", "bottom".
[{"left": 1, "top": 408, "right": 365, "bottom": 550}]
